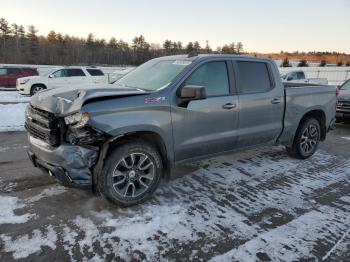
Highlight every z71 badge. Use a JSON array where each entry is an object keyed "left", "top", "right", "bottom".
[{"left": 145, "top": 97, "right": 166, "bottom": 103}]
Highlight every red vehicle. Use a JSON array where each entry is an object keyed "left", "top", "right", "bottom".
[{"left": 0, "top": 67, "right": 38, "bottom": 88}]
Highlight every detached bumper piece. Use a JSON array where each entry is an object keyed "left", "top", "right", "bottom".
[{"left": 28, "top": 139, "right": 98, "bottom": 190}]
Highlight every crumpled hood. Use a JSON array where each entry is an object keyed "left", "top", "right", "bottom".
[
  {"left": 338, "top": 89, "right": 350, "bottom": 101},
  {"left": 30, "top": 84, "right": 148, "bottom": 116}
]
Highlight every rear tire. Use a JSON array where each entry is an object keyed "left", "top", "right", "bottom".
[
  {"left": 99, "top": 141, "right": 163, "bottom": 207},
  {"left": 30, "top": 85, "right": 45, "bottom": 96},
  {"left": 286, "top": 118, "right": 321, "bottom": 159}
]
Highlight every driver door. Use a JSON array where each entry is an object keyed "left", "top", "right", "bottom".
[{"left": 172, "top": 61, "right": 239, "bottom": 162}]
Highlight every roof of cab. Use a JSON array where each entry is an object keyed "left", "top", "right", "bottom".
[{"left": 155, "top": 54, "right": 274, "bottom": 63}]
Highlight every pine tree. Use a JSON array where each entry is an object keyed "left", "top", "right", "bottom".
[
  {"left": 186, "top": 42, "right": 194, "bottom": 53},
  {"left": 26, "top": 25, "right": 39, "bottom": 63}
]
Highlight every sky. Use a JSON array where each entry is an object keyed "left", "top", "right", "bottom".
[{"left": 1, "top": 0, "right": 349, "bottom": 53}]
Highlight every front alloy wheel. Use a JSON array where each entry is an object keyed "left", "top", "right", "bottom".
[
  {"left": 100, "top": 141, "right": 163, "bottom": 207},
  {"left": 112, "top": 153, "right": 155, "bottom": 198}
]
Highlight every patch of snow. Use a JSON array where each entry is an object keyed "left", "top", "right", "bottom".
[
  {"left": 0, "top": 103, "right": 27, "bottom": 131},
  {"left": 0, "top": 91, "right": 30, "bottom": 103},
  {"left": 26, "top": 186, "right": 67, "bottom": 203},
  {"left": 211, "top": 206, "right": 350, "bottom": 262},
  {"left": 339, "top": 196, "right": 350, "bottom": 203},
  {"left": 322, "top": 228, "right": 350, "bottom": 261},
  {"left": 2, "top": 226, "right": 57, "bottom": 259},
  {"left": 2, "top": 147, "right": 350, "bottom": 260},
  {"left": 0, "top": 196, "right": 32, "bottom": 225}
]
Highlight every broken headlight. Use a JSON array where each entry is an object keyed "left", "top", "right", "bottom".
[{"left": 64, "top": 112, "right": 89, "bottom": 126}]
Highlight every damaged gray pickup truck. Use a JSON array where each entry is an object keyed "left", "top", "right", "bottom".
[{"left": 25, "top": 54, "right": 337, "bottom": 206}]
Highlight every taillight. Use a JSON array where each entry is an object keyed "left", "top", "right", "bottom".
[{"left": 336, "top": 87, "right": 339, "bottom": 108}]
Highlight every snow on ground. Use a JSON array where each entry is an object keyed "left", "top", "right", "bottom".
[
  {"left": 2, "top": 226, "right": 57, "bottom": 259},
  {"left": 0, "top": 91, "right": 30, "bottom": 103},
  {"left": 1, "top": 147, "right": 350, "bottom": 260},
  {"left": 0, "top": 103, "right": 27, "bottom": 131},
  {"left": 0, "top": 196, "right": 32, "bottom": 225}
]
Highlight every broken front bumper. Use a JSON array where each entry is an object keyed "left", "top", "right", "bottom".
[{"left": 28, "top": 136, "right": 98, "bottom": 189}]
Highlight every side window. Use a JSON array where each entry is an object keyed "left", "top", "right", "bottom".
[
  {"left": 51, "top": 69, "right": 67, "bottom": 78},
  {"left": 67, "top": 69, "right": 86, "bottom": 77},
  {"left": 184, "top": 61, "right": 229, "bottom": 96},
  {"left": 297, "top": 72, "right": 305, "bottom": 79},
  {"left": 7, "top": 68, "right": 21, "bottom": 75},
  {"left": 0, "top": 68, "right": 7, "bottom": 76},
  {"left": 86, "top": 69, "right": 104, "bottom": 76},
  {"left": 237, "top": 61, "right": 272, "bottom": 94}
]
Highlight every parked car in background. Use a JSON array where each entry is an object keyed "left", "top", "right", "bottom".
[
  {"left": 25, "top": 54, "right": 336, "bottom": 207},
  {"left": 336, "top": 79, "right": 350, "bottom": 122},
  {"left": 0, "top": 67, "right": 38, "bottom": 88},
  {"left": 281, "top": 70, "right": 328, "bottom": 85},
  {"left": 17, "top": 67, "right": 107, "bottom": 95}
]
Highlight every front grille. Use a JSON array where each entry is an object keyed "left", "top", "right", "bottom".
[
  {"left": 25, "top": 105, "right": 61, "bottom": 146},
  {"left": 337, "top": 100, "right": 350, "bottom": 111}
]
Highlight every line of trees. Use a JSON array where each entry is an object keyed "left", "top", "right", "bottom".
[{"left": 0, "top": 18, "right": 244, "bottom": 66}]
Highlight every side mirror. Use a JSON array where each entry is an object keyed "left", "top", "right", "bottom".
[
  {"left": 287, "top": 76, "right": 293, "bottom": 81},
  {"left": 48, "top": 74, "right": 54, "bottom": 78},
  {"left": 179, "top": 85, "right": 207, "bottom": 100}
]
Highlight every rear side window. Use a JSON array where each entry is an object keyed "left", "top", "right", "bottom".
[
  {"left": 7, "top": 68, "right": 21, "bottom": 75},
  {"left": 86, "top": 69, "right": 104, "bottom": 76},
  {"left": 296, "top": 72, "right": 305, "bottom": 79},
  {"left": 0, "top": 68, "right": 6, "bottom": 76},
  {"left": 67, "top": 69, "right": 86, "bottom": 77},
  {"left": 237, "top": 61, "right": 272, "bottom": 94},
  {"left": 25, "top": 68, "right": 38, "bottom": 75},
  {"left": 184, "top": 61, "right": 230, "bottom": 96}
]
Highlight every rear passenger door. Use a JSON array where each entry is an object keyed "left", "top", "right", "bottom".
[
  {"left": 233, "top": 60, "right": 284, "bottom": 147},
  {"left": 66, "top": 69, "right": 88, "bottom": 86}
]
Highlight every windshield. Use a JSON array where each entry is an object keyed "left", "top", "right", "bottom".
[
  {"left": 115, "top": 59, "right": 191, "bottom": 91},
  {"left": 341, "top": 80, "right": 350, "bottom": 90}
]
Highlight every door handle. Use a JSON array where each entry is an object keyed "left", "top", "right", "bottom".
[
  {"left": 271, "top": 98, "right": 281, "bottom": 104},
  {"left": 222, "top": 103, "right": 237, "bottom": 110}
]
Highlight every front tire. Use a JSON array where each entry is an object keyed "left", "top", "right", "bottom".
[
  {"left": 286, "top": 118, "right": 321, "bottom": 159},
  {"left": 30, "top": 85, "right": 46, "bottom": 96},
  {"left": 99, "top": 141, "right": 163, "bottom": 207}
]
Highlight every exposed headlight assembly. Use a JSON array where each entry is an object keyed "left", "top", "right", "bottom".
[{"left": 64, "top": 112, "right": 89, "bottom": 126}]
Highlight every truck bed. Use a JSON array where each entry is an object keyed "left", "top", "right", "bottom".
[{"left": 279, "top": 82, "right": 337, "bottom": 145}]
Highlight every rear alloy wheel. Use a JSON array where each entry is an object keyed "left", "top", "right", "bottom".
[
  {"left": 286, "top": 118, "right": 321, "bottom": 159},
  {"left": 31, "top": 85, "right": 45, "bottom": 96},
  {"left": 100, "top": 141, "right": 163, "bottom": 207}
]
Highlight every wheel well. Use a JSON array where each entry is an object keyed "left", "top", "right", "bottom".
[
  {"left": 31, "top": 84, "right": 47, "bottom": 93},
  {"left": 300, "top": 110, "right": 326, "bottom": 141},
  {"left": 107, "top": 131, "right": 169, "bottom": 177}
]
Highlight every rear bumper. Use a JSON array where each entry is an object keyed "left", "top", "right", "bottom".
[{"left": 28, "top": 135, "right": 98, "bottom": 189}]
